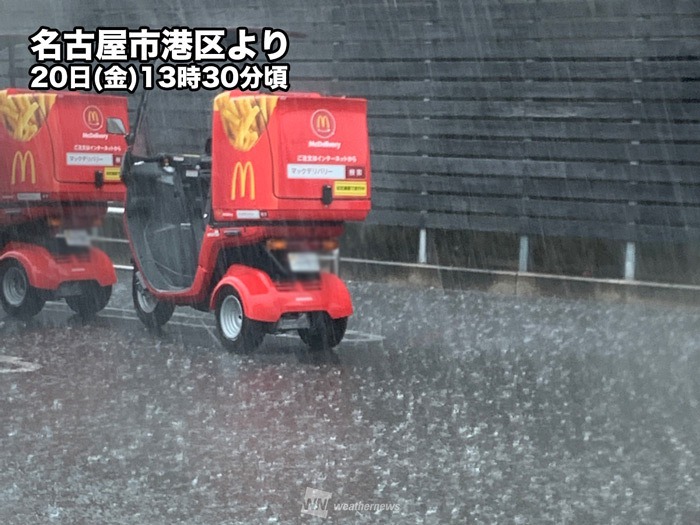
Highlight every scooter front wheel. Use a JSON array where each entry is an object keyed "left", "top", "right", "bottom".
[
  {"left": 132, "top": 270, "right": 174, "bottom": 330},
  {"left": 66, "top": 283, "right": 112, "bottom": 319},
  {"left": 0, "top": 260, "right": 45, "bottom": 320},
  {"left": 299, "top": 313, "right": 348, "bottom": 351},
  {"left": 215, "top": 287, "right": 264, "bottom": 354}
]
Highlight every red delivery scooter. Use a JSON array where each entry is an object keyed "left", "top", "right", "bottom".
[
  {"left": 122, "top": 91, "right": 371, "bottom": 353},
  {"left": 0, "top": 90, "right": 128, "bottom": 319}
]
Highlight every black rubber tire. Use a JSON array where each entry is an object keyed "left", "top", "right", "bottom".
[
  {"left": 298, "top": 313, "right": 348, "bottom": 351},
  {"left": 215, "top": 287, "right": 265, "bottom": 354},
  {"left": 132, "top": 270, "right": 175, "bottom": 330},
  {"left": 66, "top": 284, "right": 112, "bottom": 319},
  {"left": 0, "top": 260, "right": 45, "bottom": 320}
]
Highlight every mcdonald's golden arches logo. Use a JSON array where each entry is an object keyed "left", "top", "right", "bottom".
[
  {"left": 231, "top": 161, "right": 255, "bottom": 200},
  {"left": 11, "top": 150, "right": 36, "bottom": 185},
  {"left": 311, "top": 109, "right": 335, "bottom": 139},
  {"left": 83, "top": 105, "right": 103, "bottom": 131}
]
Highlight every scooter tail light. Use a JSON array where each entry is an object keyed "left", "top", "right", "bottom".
[
  {"left": 322, "top": 239, "right": 339, "bottom": 251},
  {"left": 267, "top": 239, "right": 288, "bottom": 250}
]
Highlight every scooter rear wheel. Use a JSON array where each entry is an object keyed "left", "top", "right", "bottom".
[
  {"left": 298, "top": 313, "right": 348, "bottom": 351},
  {"left": 215, "top": 287, "right": 264, "bottom": 354},
  {"left": 66, "top": 283, "right": 112, "bottom": 319},
  {"left": 0, "top": 260, "right": 45, "bottom": 320},
  {"left": 132, "top": 270, "right": 174, "bottom": 330}
]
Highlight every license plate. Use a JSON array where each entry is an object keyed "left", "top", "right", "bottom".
[
  {"left": 63, "top": 229, "right": 91, "bottom": 247},
  {"left": 288, "top": 252, "right": 320, "bottom": 273}
]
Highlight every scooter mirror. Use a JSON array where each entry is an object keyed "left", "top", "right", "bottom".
[{"left": 107, "top": 117, "right": 127, "bottom": 135}]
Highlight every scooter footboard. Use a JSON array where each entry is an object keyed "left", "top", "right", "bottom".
[
  {"left": 210, "top": 264, "right": 353, "bottom": 322},
  {"left": 0, "top": 242, "right": 116, "bottom": 291}
]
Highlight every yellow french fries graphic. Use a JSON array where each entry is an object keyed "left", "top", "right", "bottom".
[
  {"left": 0, "top": 92, "right": 56, "bottom": 142},
  {"left": 215, "top": 94, "right": 278, "bottom": 152}
]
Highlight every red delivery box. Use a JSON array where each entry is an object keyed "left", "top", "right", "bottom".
[
  {"left": 210, "top": 91, "right": 371, "bottom": 223},
  {"left": 0, "top": 89, "right": 128, "bottom": 217}
]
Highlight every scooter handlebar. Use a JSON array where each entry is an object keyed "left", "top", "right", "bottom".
[
  {"left": 126, "top": 152, "right": 167, "bottom": 164},
  {"left": 121, "top": 151, "right": 169, "bottom": 183}
]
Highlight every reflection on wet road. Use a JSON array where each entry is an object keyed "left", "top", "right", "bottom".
[{"left": 1, "top": 275, "right": 700, "bottom": 523}]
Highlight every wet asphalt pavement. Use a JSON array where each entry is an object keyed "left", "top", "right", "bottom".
[{"left": 1, "top": 272, "right": 700, "bottom": 524}]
